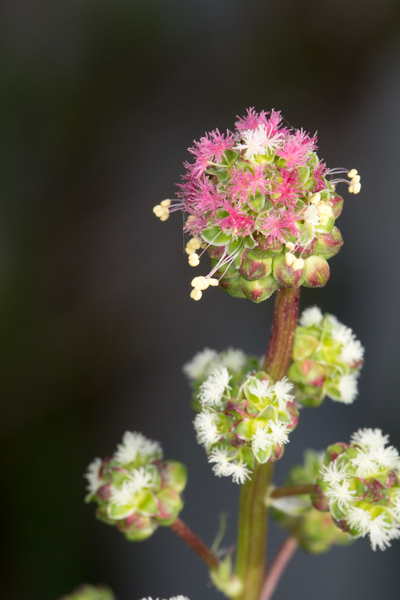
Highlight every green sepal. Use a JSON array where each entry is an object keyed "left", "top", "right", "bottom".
[
  {"left": 299, "top": 166, "right": 310, "bottom": 183},
  {"left": 110, "top": 469, "right": 128, "bottom": 487},
  {"left": 223, "top": 149, "right": 239, "bottom": 164},
  {"left": 162, "top": 461, "right": 187, "bottom": 493},
  {"left": 253, "top": 445, "right": 272, "bottom": 464},
  {"left": 249, "top": 194, "right": 265, "bottom": 212},
  {"left": 107, "top": 501, "right": 136, "bottom": 520},
  {"left": 136, "top": 490, "right": 159, "bottom": 516},
  {"left": 202, "top": 226, "right": 232, "bottom": 246},
  {"left": 233, "top": 418, "right": 253, "bottom": 440}
]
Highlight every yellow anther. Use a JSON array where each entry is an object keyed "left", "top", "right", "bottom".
[
  {"left": 293, "top": 258, "right": 305, "bottom": 271},
  {"left": 351, "top": 175, "right": 360, "bottom": 184},
  {"left": 348, "top": 169, "right": 358, "bottom": 178},
  {"left": 208, "top": 278, "right": 219, "bottom": 286},
  {"left": 353, "top": 183, "right": 361, "bottom": 194},
  {"left": 188, "top": 256, "right": 200, "bottom": 267},
  {"left": 186, "top": 246, "right": 194, "bottom": 255},
  {"left": 310, "top": 192, "right": 321, "bottom": 205},
  {"left": 194, "top": 276, "right": 209, "bottom": 290},
  {"left": 285, "top": 242, "right": 295, "bottom": 251},
  {"left": 348, "top": 185, "right": 354, "bottom": 194},
  {"left": 190, "top": 289, "right": 202, "bottom": 301},
  {"left": 200, "top": 243, "right": 207, "bottom": 249},
  {"left": 188, "top": 253, "right": 198, "bottom": 260},
  {"left": 189, "top": 238, "right": 201, "bottom": 250},
  {"left": 191, "top": 277, "right": 201, "bottom": 288},
  {"left": 153, "top": 204, "right": 162, "bottom": 214},
  {"left": 160, "top": 199, "right": 171, "bottom": 207},
  {"left": 285, "top": 252, "right": 296, "bottom": 266},
  {"left": 160, "top": 213, "right": 169, "bottom": 221}
]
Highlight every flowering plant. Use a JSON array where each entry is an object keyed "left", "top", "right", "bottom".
[{"left": 61, "top": 109, "right": 399, "bottom": 600}]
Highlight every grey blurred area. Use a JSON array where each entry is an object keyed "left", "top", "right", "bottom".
[{"left": 1, "top": 1, "right": 400, "bottom": 599}]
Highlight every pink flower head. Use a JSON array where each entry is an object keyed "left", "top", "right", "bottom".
[
  {"left": 259, "top": 209, "right": 290, "bottom": 244},
  {"left": 246, "top": 164, "right": 269, "bottom": 197},
  {"left": 235, "top": 107, "right": 270, "bottom": 132},
  {"left": 271, "top": 168, "right": 303, "bottom": 208},
  {"left": 228, "top": 167, "right": 251, "bottom": 202},
  {"left": 217, "top": 201, "right": 255, "bottom": 236},
  {"left": 193, "top": 178, "right": 224, "bottom": 217},
  {"left": 188, "top": 129, "right": 235, "bottom": 178},
  {"left": 184, "top": 212, "right": 208, "bottom": 236},
  {"left": 277, "top": 129, "right": 317, "bottom": 168},
  {"left": 313, "top": 160, "right": 328, "bottom": 192}
]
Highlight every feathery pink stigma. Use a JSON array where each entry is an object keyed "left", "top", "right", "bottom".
[
  {"left": 194, "top": 178, "right": 224, "bottom": 217},
  {"left": 259, "top": 209, "right": 290, "bottom": 243},
  {"left": 272, "top": 169, "right": 302, "bottom": 208},
  {"left": 246, "top": 164, "right": 269, "bottom": 196},
  {"left": 228, "top": 167, "right": 251, "bottom": 202},
  {"left": 313, "top": 160, "right": 328, "bottom": 192},
  {"left": 218, "top": 202, "right": 255, "bottom": 236},
  {"left": 276, "top": 129, "right": 317, "bottom": 168}
]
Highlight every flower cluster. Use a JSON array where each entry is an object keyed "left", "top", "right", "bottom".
[
  {"left": 59, "top": 585, "right": 114, "bottom": 600},
  {"left": 287, "top": 306, "right": 364, "bottom": 407},
  {"left": 312, "top": 429, "right": 400, "bottom": 551},
  {"left": 271, "top": 450, "right": 352, "bottom": 554},
  {"left": 85, "top": 432, "right": 187, "bottom": 541},
  {"left": 154, "top": 108, "right": 360, "bottom": 303},
  {"left": 191, "top": 363, "right": 299, "bottom": 483},
  {"left": 183, "top": 347, "right": 261, "bottom": 411}
]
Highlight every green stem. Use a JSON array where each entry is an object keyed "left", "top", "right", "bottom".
[
  {"left": 263, "top": 287, "right": 301, "bottom": 380},
  {"left": 235, "top": 462, "right": 274, "bottom": 600},
  {"left": 235, "top": 287, "right": 301, "bottom": 600},
  {"left": 269, "top": 484, "right": 314, "bottom": 500}
]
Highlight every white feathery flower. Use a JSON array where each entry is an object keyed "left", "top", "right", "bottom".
[
  {"left": 325, "top": 479, "right": 356, "bottom": 510},
  {"left": 169, "top": 596, "right": 190, "bottom": 600},
  {"left": 302, "top": 205, "right": 321, "bottom": 229},
  {"left": 346, "top": 506, "right": 372, "bottom": 536},
  {"left": 272, "top": 377, "right": 294, "bottom": 409},
  {"left": 208, "top": 447, "right": 236, "bottom": 477},
  {"left": 110, "top": 480, "right": 137, "bottom": 507},
  {"left": 350, "top": 450, "right": 378, "bottom": 478},
  {"left": 199, "top": 367, "right": 231, "bottom": 408},
  {"left": 127, "top": 466, "right": 156, "bottom": 495},
  {"left": 338, "top": 373, "right": 358, "bottom": 404},
  {"left": 351, "top": 428, "right": 389, "bottom": 451},
  {"left": 85, "top": 457, "right": 103, "bottom": 495},
  {"left": 368, "top": 513, "right": 399, "bottom": 551},
  {"left": 193, "top": 410, "right": 221, "bottom": 447},
  {"left": 183, "top": 348, "right": 218, "bottom": 380},
  {"left": 235, "top": 124, "right": 283, "bottom": 160},
  {"left": 252, "top": 423, "right": 273, "bottom": 453},
  {"left": 390, "top": 490, "right": 400, "bottom": 521},
  {"left": 321, "top": 460, "right": 350, "bottom": 485},
  {"left": 114, "top": 431, "right": 161, "bottom": 465},
  {"left": 299, "top": 306, "right": 323, "bottom": 327},
  {"left": 268, "top": 420, "right": 290, "bottom": 445},
  {"left": 340, "top": 337, "right": 364, "bottom": 364},
  {"left": 230, "top": 461, "right": 252, "bottom": 484},
  {"left": 331, "top": 322, "right": 353, "bottom": 346},
  {"left": 247, "top": 379, "right": 271, "bottom": 399},
  {"left": 220, "top": 348, "right": 247, "bottom": 372},
  {"left": 370, "top": 445, "right": 400, "bottom": 470}
]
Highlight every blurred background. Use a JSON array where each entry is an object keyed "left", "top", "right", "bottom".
[{"left": 1, "top": 0, "right": 400, "bottom": 599}]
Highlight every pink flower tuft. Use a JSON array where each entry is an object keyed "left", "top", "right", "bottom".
[
  {"left": 246, "top": 164, "right": 269, "bottom": 197},
  {"left": 271, "top": 169, "right": 302, "bottom": 208},
  {"left": 313, "top": 160, "right": 328, "bottom": 192},
  {"left": 235, "top": 107, "right": 269, "bottom": 132},
  {"left": 259, "top": 209, "right": 291, "bottom": 244},
  {"left": 277, "top": 129, "right": 317, "bottom": 168},
  {"left": 217, "top": 202, "right": 255, "bottom": 236}
]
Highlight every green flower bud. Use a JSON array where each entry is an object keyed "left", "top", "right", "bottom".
[
  {"left": 312, "top": 429, "right": 400, "bottom": 551},
  {"left": 288, "top": 307, "right": 364, "bottom": 407},
  {"left": 302, "top": 255, "right": 330, "bottom": 287},
  {"left": 238, "top": 248, "right": 272, "bottom": 280},
  {"left": 240, "top": 274, "right": 277, "bottom": 302},
  {"left": 272, "top": 254, "right": 306, "bottom": 287},
  {"left": 84, "top": 432, "right": 187, "bottom": 542},
  {"left": 59, "top": 585, "right": 114, "bottom": 600},
  {"left": 314, "top": 227, "right": 343, "bottom": 260}
]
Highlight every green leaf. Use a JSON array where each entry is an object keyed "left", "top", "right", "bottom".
[{"left": 202, "top": 226, "right": 231, "bottom": 246}]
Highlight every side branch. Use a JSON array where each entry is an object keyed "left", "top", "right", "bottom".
[
  {"left": 170, "top": 517, "right": 219, "bottom": 570},
  {"left": 259, "top": 535, "right": 298, "bottom": 600},
  {"left": 269, "top": 484, "right": 314, "bottom": 500}
]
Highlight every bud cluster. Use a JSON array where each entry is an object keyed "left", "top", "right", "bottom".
[
  {"left": 59, "top": 585, "right": 114, "bottom": 600},
  {"left": 271, "top": 450, "right": 352, "bottom": 554},
  {"left": 187, "top": 352, "right": 299, "bottom": 483},
  {"left": 154, "top": 108, "right": 360, "bottom": 303},
  {"left": 85, "top": 432, "right": 187, "bottom": 541},
  {"left": 287, "top": 306, "right": 364, "bottom": 407},
  {"left": 312, "top": 429, "right": 400, "bottom": 551}
]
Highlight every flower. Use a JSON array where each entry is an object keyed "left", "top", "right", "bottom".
[
  {"left": 155, "top": 108, "right": 360, "bottom": 303},
  {"left": 193, "top": 410, "right": 222, "bottom": 446},
  {"left": 299, "top": 306, "right": 323, "bottom": 327},
  {"left": 85, "top": 458, "right": 103, "bottom": 495},
  {"left": 182, "top": 348, "right": 218, "bottom": 380},
  {"left": 199, "top": 367, "right": 231, "bottom": 408},
  {"left": 338, "top": 373, "right": 359, "bottom": 404},
  {"left": 114, "top": 431, "right": 161, "bottom": 465}
]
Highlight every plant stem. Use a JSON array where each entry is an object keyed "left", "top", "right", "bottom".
[
  {"left": 263, "top": 287, "right": 301, "bottom": 380},
  {"left": 234, "top": 287, "right": 301, "bottom": 600},
  {"left": 269, "top": 484, "right": 314, "bottom": 500},
  {"left": 170, "top": 517, "right": 219, "bottom": 570},
  {"left": 259, "top": 535, "right": 298, "bottom": 600},
  {"left": 235, "top": 462, "right": 274, "bottom": 600}
]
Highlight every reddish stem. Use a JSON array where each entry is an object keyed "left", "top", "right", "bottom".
[
  {"left": 263, "top": 287, "right": 301, "bottom": 380},
  {"left": 259, "top": 535, "right": 298, "bottom": 600},
  {"left": 170, "top": 517, "right": 219, "bottom": 570},
  {"left": 269, "top": 484, "right": 314, "bottom": 499}
]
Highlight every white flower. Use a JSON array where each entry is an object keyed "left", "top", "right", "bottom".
[
  {"left": 199, "top": 367, "right": 231, "bottom": 408},
  {"left": 299, "top": 306, "right": 323, "bottom": 327},
  {"left": 331, "top": 322, "right": 353, "bottom": 346},
  {"left": 340, "top": 337, "right": 364, "bottom": 364},
  {"left": 338, "top": 373, "right": 358, "bottom": 404},
  {"left": 183, "top": 348, "right": 218, "bottom": 380},
  {"left": 390, "top": 490, "right": 400, "bottom": 521},
  {"left": 84, "top": 457, "right": 103, "bottom": 495},
  {"left": 321, "top": 460, "right": 350, "bottom": 486},
  {"left": 220, "top": 348, "right": 247, "bottom": 372},
  {"left": 193, "top": 410, "right": 221, "bottom": 446},
  {"left": 114, "top": 431, "right": 162, "bottom": 465},
  {"left": 302, "top": 205, "right": 321, "bottom": 229},
  {"left": 230, "top": 461, "right": 252, "bottom": 484},
  {"left": 208, "top": 447, "right": 236, "bottom": 477},
  {"left": 169, "top": 596, "right": 190, "bottom": 600},
  {"left": 127, "top": 466, "right": 156, "bottom": 494},
  {"left": 235, "top": 124, "right": 283, "bottom": 161},
  {"left": 368, "top": 513, "right": 400, "bottom": 551},
  {"left": 252, "top": 424, "right": 273, "bottom": 453},
  {"left": 346, "top": 506, "right": 372, "bottom": 536},
  {"left": 268, "top": 420, "right": 290, "bottom": 445},
  {"left": 272, "top": 377, "right": 294, "bottom": 409},
  {"left": 350, "top": 450, "right": 378, "bottom": 478},
  {"left": 370, "top": 445, "right": 400, "bottom": 470},
  {"left": 351, "top": 428, "right": 389, "bottom": 451},
  {"left": 325, "top": 479, "right": 356, "bottom": 510},
  {"left": 110, "top": 480, "right": 137, "bottom": 507},
  {"left": 247, "top": 379, "right": 271, "bottom": 399}
]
